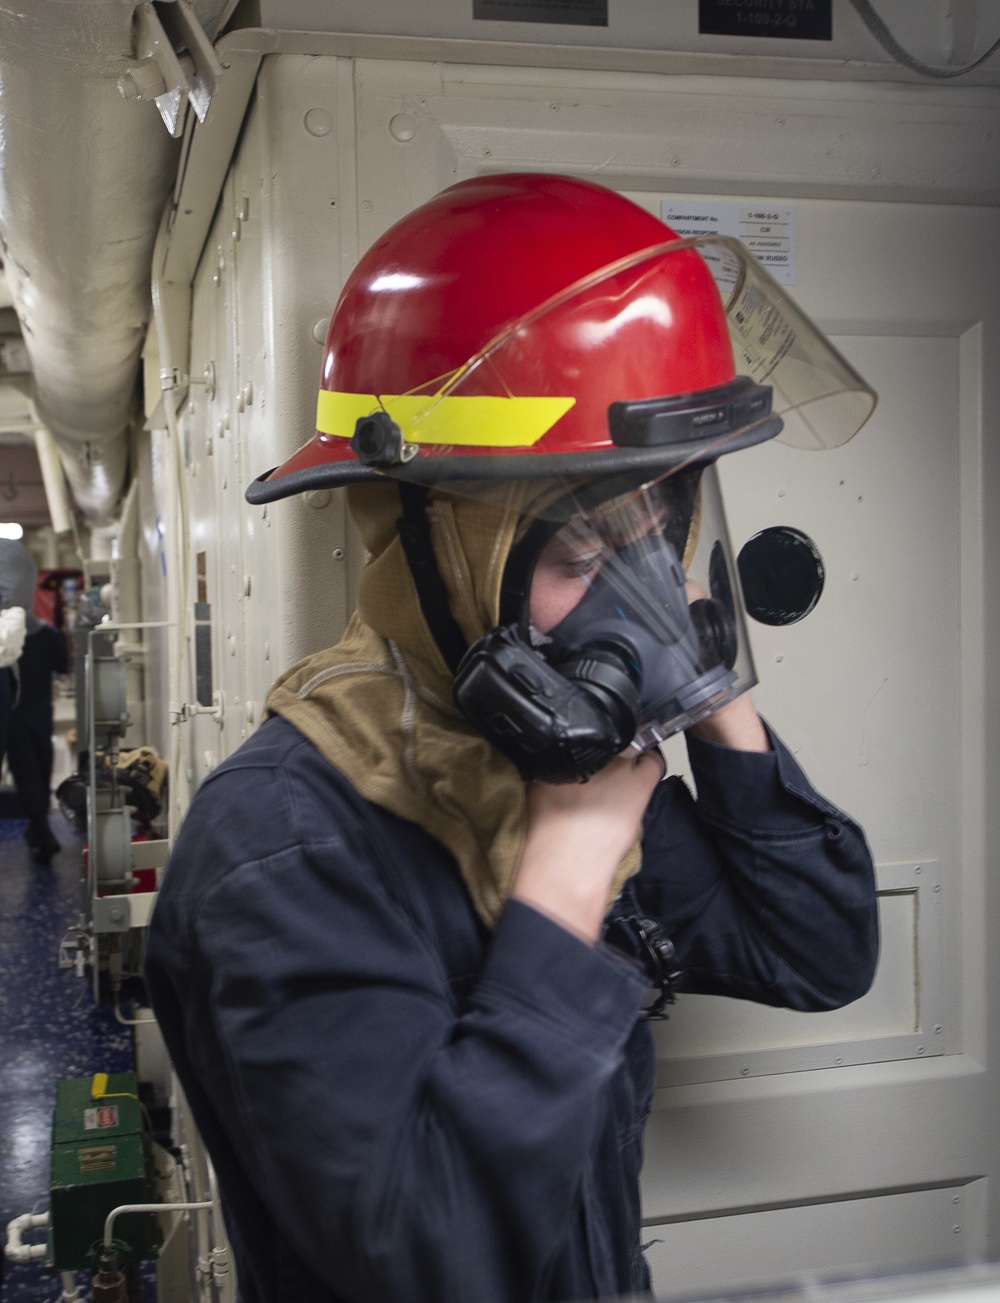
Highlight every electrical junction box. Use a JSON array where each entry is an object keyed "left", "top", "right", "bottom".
[{"left": 48, "top": 1072, "right": 160, "bottom": 1272}]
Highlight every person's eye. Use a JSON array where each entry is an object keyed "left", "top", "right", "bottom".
[{"left": 563, "top": 552, "right": 602, "bottom": 578}]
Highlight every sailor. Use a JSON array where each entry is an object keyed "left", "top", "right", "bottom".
[
  {"left": 146, "top": 174, "right": 879, "bottom": 1303},
  {"left": 0, "top": 539, "right": 66, "bottom": 862}
]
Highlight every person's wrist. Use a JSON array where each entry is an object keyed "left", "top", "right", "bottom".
[
  {"left": 512, "top": 824, "right": 619, "bottom": 943},
  {"left": 688, "top": 693, "right": 770, "bottom": 752}
]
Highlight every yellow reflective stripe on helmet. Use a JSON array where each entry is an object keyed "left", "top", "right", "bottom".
[
  {"left": 316, "top": 390, "right": 574, "bottom": 448},
  {"left": 316, "top": 391, "right": 383, "bottom": 436}
]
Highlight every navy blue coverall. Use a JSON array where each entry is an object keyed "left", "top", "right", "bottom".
[{"left": 145, "top": 715, "right": 878, "bottom": 1303}]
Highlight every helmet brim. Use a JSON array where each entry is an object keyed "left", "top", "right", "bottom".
[{"left": 244, "top": 415, "right": 783, "bottom": 505}]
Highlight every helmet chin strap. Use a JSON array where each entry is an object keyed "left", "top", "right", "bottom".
[{"left": 395, "top": 483, "right": 469, "bottom": 676}]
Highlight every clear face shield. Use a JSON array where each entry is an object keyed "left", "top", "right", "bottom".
[
  {"left": 345, "top": 234, "right": 875, "bottom": 473},
  {"left": 346, "top": 237, "right": 875, "bottom": 782}
]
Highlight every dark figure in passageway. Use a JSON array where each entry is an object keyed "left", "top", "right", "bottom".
[
  {"left": 0, "top": 667, "right": 8, "bottom": 784},
  {"left": 0, "top": 541, "right": 67, "bottom": 862}
]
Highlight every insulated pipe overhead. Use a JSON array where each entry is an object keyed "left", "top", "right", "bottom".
[
  {"left": 33, "top": 426, "right": 75, "bottom": 537},
  {"left": 0, "top": 1, "right": 225, "bottom": 525}
]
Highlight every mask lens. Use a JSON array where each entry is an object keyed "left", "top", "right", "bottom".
[{"left": 524, "top": 467, "right": 756, "bottom": 751}]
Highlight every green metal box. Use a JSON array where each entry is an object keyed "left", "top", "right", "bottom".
[
  {"left": 49, "top": 1073, "right": 160, "bottom": 1272},
  {"left": 52, "top": 1073, "right": 143, "bottom": 1144}
]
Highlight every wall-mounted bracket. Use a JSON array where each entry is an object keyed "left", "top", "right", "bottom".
[
  {"left": 170, "top": 690, "right": 225, "bottom": 727},
  {"left": 157, "top": 0, "right": 225, "bottom": 124},
  {"left": 120, "top": 3, "right": 224, "bottom": 137}
]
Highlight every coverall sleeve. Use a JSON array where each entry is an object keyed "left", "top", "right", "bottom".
[
  {"left": 636, "top": 722, "right": 879, "bottom": 1010},
  {"left": 49, "top": 625, "right": 68, "bottom": 676},
  {"left": 145, "top": 761, "right": 648, "bottom": 1303}
]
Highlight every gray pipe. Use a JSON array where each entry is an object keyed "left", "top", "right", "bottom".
[{"left": 0, "top": 1, "right": 225, "bottom": 525}]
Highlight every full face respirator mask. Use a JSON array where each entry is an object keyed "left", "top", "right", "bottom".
[{"left": 452, "top": 466, "right": 755, "bottom": 783}]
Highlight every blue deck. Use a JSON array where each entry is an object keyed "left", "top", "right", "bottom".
[{"left": 0, "top": 814, "right": 134, "bottom": 1302}]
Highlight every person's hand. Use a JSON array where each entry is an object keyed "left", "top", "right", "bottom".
[
  {"left": 682, "top": 580, "right": 770, "bottom": 753},
  {"left": 511, "top": 749, "right": 664, "bottom": 943}
]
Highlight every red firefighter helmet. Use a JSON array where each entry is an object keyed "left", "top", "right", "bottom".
[{"left": 246, "top": 174, "right": 874, "bottom": 503}]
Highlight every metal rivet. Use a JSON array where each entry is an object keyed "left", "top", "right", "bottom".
[
  {"left": 332, "top": 547, "right": 345, "bottom": 560},
  {"left": 303, "top": 489, "right": 332, "bottom": 510},
  {"left": 834, "top": 1056, "right": 843, "bottom": 1065},
  {"left": 774, "top": 654, "right": 784, "bottom": 663},
  {"left": 264, "top": 641, "right": 270, "bottom": 661},
  {"left": 312, "top": 318, "right": 330, "bottom": 344},
  {"left": 934, "top": 1025, "right": 943, "bottom": 1035},
  {"left": 304, "top": 108, "right": 333, "bottom": 136},
  {"left": 242, "top": 574, "right": 252, "bottom": 598},
  {"left": 916, "top": 1045, "right": 925, "bottom": 1055},
  {"left": 739, "top": 1065, "right": 750, "bottom": 1076},
  {"left": 246, "top": 700, "right": 255, "bottom": 724},
  {"left": 389, "top": 113, "right": 417, "bottom": 142},
  {"left": 933, "top": 884, "right": 941, "bottom": 892},
  {"left": 914, "top": 865, "right": 922, "bottom": 874}
]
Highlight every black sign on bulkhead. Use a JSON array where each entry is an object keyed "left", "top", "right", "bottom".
[
  {"left": 699, "top": 0, "right": 832, "bottom": 40},
  {"left": 473, "top": 0, "right": 608, "bottom": 25}
]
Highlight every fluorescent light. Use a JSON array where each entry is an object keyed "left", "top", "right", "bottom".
[{"left": 0, "top": 523, "right": 24, "bottom": 540}]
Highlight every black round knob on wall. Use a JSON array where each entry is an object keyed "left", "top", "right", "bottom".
[{"left": 737, "top": 526, "right": 825, "bottom": 626}]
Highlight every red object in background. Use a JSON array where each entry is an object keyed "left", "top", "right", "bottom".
[{"left": 35, "top": 568, "right": 84, "bottom": 631}]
